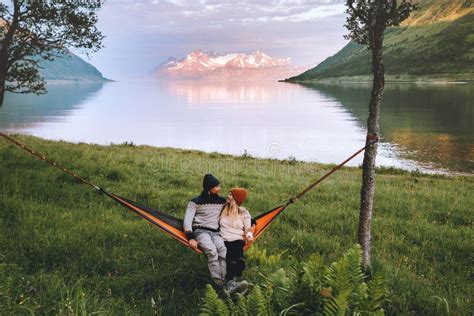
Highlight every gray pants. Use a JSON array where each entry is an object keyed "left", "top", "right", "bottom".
[{"left": 194, "top": 229, "right": 227, "bottom": 281}]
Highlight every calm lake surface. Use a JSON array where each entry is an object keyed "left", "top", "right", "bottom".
[{"left": 1, "top": 80, "right": 472, "bottom": 174}]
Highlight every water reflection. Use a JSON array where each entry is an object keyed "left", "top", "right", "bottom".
[
  {"left": 299, "top": 83, "right": 474, "bottom": 173},
  {"left": 0, "top": 82, "right": 105, "bottom": 131},
  {"left": 0, "top": 80, "right": 472, "bottom": 173},
  {"left": 162, "top": 80, "right": 304, "bottom": 107}
]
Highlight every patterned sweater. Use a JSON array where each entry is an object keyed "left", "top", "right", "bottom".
[{"left": 183, "top": 193, "right": 226, "bottom": 240}]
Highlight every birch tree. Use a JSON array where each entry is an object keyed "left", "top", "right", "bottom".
[{"left": 344, "top": 0, "right": 417, "bottom": 270}]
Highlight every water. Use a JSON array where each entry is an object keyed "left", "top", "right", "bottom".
[{"left": 1, "top": 80, "right": 472, "bottom": 174}]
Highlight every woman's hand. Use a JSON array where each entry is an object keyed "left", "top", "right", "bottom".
[
  {"left": 189, "top": 239, "right": 199, "bottom": 250},
  {"left": 245, "top": 231, "right": 254, "bottom": 244}
]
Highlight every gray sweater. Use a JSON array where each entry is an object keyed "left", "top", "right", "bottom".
[{"left": 183, "top": 193, "right": 226, "bottom": 239}]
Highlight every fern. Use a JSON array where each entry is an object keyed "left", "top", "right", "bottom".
[
  {"left": 198, "top": 244, "right": 388, "bottom": 315},
  {"left": 322, "top": 245, "right": 370, "bottom": 314},
  {"left": 320, "top": 245, "right": 388, "bottom": 315},
  {"left": 199, "top": 285, "right": 229, "bottom": 316},
  {"left": 359, "top": 274, "right": 387, "bottom": 314},
  {"left": 264, "top": 268, "right": 295, "bottom": 310},
  {"left": 302, "top": 253, "right": 326, "bottom": 294},
  {"left": 245, "top": 245, "right": 287, "bottom": 269},
  {"left": 199, "top": 285, "right": 271, "bottom": 316},
  {"left": 323, "top": 287, "right": 352, "bottom": 316},
  {"left": 246, "top": 286, "right": 270, "bottom": 316},
  {"left": 234, "top": 296, "right": 249, "bottom": 316}
]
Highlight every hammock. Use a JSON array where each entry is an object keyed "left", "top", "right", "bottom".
[
  {"left": 107, "top": 192, "right": 287, "bottom": 253},
  {"left": 0, "top": 133, "right": 375, "bottom": 254}
]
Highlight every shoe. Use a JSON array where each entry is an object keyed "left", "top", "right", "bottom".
[
  {"left": 226, "top": 280, "right": 249, "bottom": 295},
  {"left": 212, "top": 278, "right": 226, "bottom": 299},
  {"left": 212, "top": 278, "right": 224, "bottom": 286},
  {"left": 239, "top": 284, "right": 249, "bottom": 296}
]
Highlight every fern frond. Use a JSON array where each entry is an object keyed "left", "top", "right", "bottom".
[
  {"left": 357, "top": 274, "right": 387, "bottom": 314},
  {"left": 235, "top": 295, "right": 249, "bottom": 316},
  {"left": 323, "top": 287, "right": 351, "bottom": 316},
  {"left": 265, "top": 268, "right": 296, "bottom": 310},
  {"left": 247, "top": 286, "right": 270, "bottom": 316},
  {"left": 301, "top": 253, "right": 325, "bottom": 294},
  {"left": 323, "top": 245, "right": 369, "bottom": 313},
  {"left": 199, "top": 284, "right": 229, "bottom": 316}
]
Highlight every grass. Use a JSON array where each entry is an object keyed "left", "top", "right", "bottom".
[{"left": 0, "top": 135, "right": 473, "bottom": 314}]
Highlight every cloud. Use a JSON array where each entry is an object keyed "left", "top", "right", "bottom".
[
  {"left": 272, "top": 4, "right": 346, "bottom": 21},
  {"left": 86, "top": 0, "right": 349, "bottom": 79}
]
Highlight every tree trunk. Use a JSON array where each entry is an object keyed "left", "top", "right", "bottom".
[
  {"left": 358, "top": 30, "right": 385, "bottom": 271},
  {"left": 0, "top": 0, "right": 20, "bottom": 107},
  {"left": 0, "top": 38, "right": 8, "bottom": 107},
  {"left": 0, "top": 56, "right": 7, "bottom": 107},
  {"left": 0, "top": 81, "right": 4, "bottom": 106}
]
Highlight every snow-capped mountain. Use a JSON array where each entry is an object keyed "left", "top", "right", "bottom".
[{"left": 155, "top": 50, "right": 306, "bottom": 81}]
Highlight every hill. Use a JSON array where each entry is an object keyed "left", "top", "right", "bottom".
[
  {"left": 287, "top": 0, "right": 474, "bottom": 82},
  {"left": 39, "top": 52, "right": 107, "bottom": 82},
  {"left": 0, "top": 18, "right": 106, "bottom": 82}
]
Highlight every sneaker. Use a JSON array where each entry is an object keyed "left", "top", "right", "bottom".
[
  {"left": 213, "top": 278, "right": 224, "bottom": 286},
  {"left": 212, "top": 278, "right": 226, "bottom": 299},
  {"left": 226, "top": 280, "right": 249, "bottom": 295},
  {"left": 238, "top": 284, "right": 249, "bottom": 296}
]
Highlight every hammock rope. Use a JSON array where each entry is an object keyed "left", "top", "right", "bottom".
[{"left": 0, "top": 132, "right": 377, "bottom": 253}]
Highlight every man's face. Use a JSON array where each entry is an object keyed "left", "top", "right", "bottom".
[{"left": 210, "top": 185, "right": 221, "bottom": 195}]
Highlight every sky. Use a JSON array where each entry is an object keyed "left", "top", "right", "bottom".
[{"left": 79, "top": 0, "right": 349, "bottom": 80}]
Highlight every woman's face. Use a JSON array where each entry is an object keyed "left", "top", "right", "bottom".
[{"left": 226, "top": 193, "right": 234, "bottom": 204}]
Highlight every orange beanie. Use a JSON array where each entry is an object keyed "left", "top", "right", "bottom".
[{"left": 230, "top": 187, "right": 248, "bottom": 206}]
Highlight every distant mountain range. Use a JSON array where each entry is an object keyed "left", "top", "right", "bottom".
[
  {"left": 288, "top": 0, "right": 474, "bottom": 82},
  {"left": 156, "top": 50, "right": 307, "bottom": 81}
]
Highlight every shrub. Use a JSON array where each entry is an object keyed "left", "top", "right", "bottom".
[{"left": 199, "top": 245, "right": 388, "bottom": 315}]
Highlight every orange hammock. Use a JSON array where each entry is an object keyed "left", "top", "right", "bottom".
[
  {"left": 107, "top": 192, "right": 287, "bottom": 254},
  {"left": 0, "top": 133, "right": 374, "bottom": 254}
]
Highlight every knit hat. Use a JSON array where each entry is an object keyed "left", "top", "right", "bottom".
[
  {"left": 230, "top": 187, "right": 248, "bottom": 206},
  {"left": 203, "top": 173, "right": 220, "bottom": 192}
]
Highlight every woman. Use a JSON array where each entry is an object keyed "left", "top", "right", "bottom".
[{"left": 220, "top": 187, "right": 254, "bottom": 295}]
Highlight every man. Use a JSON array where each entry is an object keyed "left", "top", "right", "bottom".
[{"left": 183, "top": 173, "right": 228, "bottom": 290}]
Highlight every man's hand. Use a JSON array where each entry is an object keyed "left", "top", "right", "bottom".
[{"left": 189, "top": 239, "right": 199, "bottom": 250}]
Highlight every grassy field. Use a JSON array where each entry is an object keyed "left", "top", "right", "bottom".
[{"left": 0, "top": 135, "right": 472, "bottom": 314}]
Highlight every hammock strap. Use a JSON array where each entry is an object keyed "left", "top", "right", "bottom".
[
  {"left": 288, "top": 134, "right": 379, "bottom": 204},
  {"left": 0, "top": 133, "right": 103, "bottom": 192},
  {"left": 1, "top": 132, "right": 378, "bottom": 205}
]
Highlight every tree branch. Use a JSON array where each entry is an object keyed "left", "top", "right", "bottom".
[{"left": 347, "top": 0, "right": 369, "bottom": 24}]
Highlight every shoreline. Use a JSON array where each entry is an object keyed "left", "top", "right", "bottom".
[
  {"left": 44, "top": 77, "right": 114, "bottom": 84},
  {"left": 281, "top": 75, "right": 474, "bottom": 85},
  {"left": 1, "top": 133, "right": 470, "bottom": 178}
]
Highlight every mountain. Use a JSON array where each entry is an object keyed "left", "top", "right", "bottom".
[
  {"left": 0, "top": 18, "right": 106, "bottom": 82},
  {"left": 288, "top": 0, "right": 474, "bottom": 82},
  {"left": 39, "top": 52, "right": 107, "bottom": 81},
  {"left": 156, "top": 50, "right": 306, "bottom": 81}
]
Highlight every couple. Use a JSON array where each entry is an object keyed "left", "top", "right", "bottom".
[{"left": 183, "top": 173, "right": 254, "bottom": 295}]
